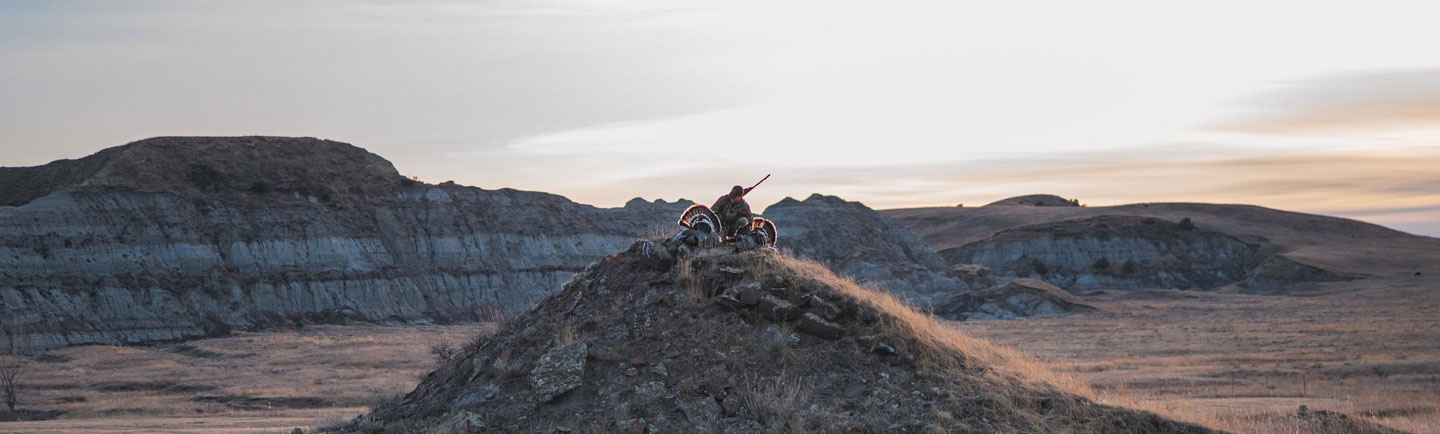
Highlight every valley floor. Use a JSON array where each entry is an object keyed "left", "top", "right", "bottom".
[
  {"left": 2, "top": 281, "right": 1435, "bottom": 433},
  {"left": 960, "top": 281, "right": 1440, "bottom": 434},
  {"left": 0, "top": 323, "right": 477, "bottom": 434}
]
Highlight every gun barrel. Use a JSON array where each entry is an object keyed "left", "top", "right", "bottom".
[{"left": 744, "top": 174, "right": 770, "bottom": 195}]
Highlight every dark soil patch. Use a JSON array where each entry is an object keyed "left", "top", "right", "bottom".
[
  {"left": 94, "top": 381, "right": 217, "bottom": 394},
  {"left": 190, "top": 395, "right": 333, "bottom": 410},
  {"left": 168, "top": 344, "right": 227, "bottom": 359},
  {"left": 34, "top": 353, "right": 75, "bottom": 363},
  {"left": 0, "top": 409, "right": 65, "bottom": 422}
]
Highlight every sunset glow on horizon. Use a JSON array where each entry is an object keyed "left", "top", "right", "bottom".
[{"left": 3, "top": 1, "right": 1440, "bottom": 236}]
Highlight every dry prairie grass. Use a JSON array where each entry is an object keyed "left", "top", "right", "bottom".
[
  {"left": 769, "top": 254, "right": 1209, "bottom": 433},
  {"left": 1, "top": 323, "right": 481, "bottom": 433},
  {"left": 959, "top": 282, "right": 1440, "bottom": 434},
  {"left": 777, "top": 255, "right": 1090, "bottom": 390}
]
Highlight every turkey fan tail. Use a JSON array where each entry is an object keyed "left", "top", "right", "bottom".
[
  {"left": 751, "top": 217, "right": 778, "bottom": 247},
  {"left": 677, "top": 204, "right": 721, "bottom": 234}
]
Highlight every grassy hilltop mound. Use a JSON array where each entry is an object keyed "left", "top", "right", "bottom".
[
  {"left": 984, "top": 194, "right": 1081, "bottom": 207},
  {"left": 346, "top": 244, "right": 1220, "bottom": 433}
]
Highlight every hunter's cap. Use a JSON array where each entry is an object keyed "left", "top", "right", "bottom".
[{"left": 730, "top": 185, "right": 745, "bottom": 196}]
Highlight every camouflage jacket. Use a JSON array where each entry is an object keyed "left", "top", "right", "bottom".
[{"left": 710, "top": 193, "right": 752, "bottom": 231}]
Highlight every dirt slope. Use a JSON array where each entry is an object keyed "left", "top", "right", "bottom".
[{"left": 344, "top": 244, "right": 1222, "bottom": 433}]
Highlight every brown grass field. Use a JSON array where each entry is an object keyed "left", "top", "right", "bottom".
[
  {"left": 961, "top": 281, "right": 1440, "bottom": 434},
  {"left": 0, "top": 324, "right": 480, "bottom": 433},
  {"left": 1, "top": 276, "right": 1435, "bottom": 433}
]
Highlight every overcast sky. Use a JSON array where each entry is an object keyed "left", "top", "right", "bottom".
[{"left": 2, "top": 1, "right": 1439, "bottom": 236}]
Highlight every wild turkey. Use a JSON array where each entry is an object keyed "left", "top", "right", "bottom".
[
  {"left": 673, "top": 204, "right": 777, "bottom": 251},
  {"left": 750, "top": 217, "right": 778, "bottom": 247},
  {"left": 729, "top": 217, "right": 778, "bottom": 251},
  {"left": 677, "top": 204, "right": 721, "bottom": 234}
]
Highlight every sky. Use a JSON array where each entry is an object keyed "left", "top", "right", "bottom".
[{"left": 2, "top": 1, "right": 1439, "bottom": 236}]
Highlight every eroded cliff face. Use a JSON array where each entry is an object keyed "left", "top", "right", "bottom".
[
  {"left": 936, "top": 215, "right": 1353, "bottom": 292},
  {"left": 0, "top": 137, "right": 690, "bottom": 350},
  {"left": 939, "top": 216, "right": 1255, "bottom": 291}
]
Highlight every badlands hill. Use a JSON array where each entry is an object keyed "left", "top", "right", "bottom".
[
  {"left": 349, "top": 244, "right": 1218, "bottom": 433},
  {"left": 885, "top": 197, "right": 1440, "bottom": 294},
  {"left": 762, "top": 194, "right": 1095, "bottom": 320},
  {"left": 0, "top": 137, "right": 1068, "bottom": 352},
  {"left": 5, "top": 137, "right": 1426, "bottom": 353},
  {"left": 0, "top": 137, "right": 694, "bottom": 350},
  {"left": 983, "top": 194, "right": 1080, "bottom": 207}
]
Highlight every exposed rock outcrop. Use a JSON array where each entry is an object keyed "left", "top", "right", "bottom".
[
  {"left": 936, "top": 215, "right": 1362, "bottom": 293},
  {"left": 940, "top": 216, "right": 1258, "bottom": 291},
  {"left": 349, "top": 245, "right": 1220, "bottom": 434},
  {"left": 0, "top": 137, "right": 692, "bottom": 351},
  {"left": 934, "top": 278, "right": 1096, "bottom": 321},
  {"left": 887, "top": 197, "right": 1438, "bottom": 294}
]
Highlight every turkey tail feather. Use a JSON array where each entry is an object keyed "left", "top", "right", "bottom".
[{"left": 677, "top": 204, "right": 721, "bottom": 234}]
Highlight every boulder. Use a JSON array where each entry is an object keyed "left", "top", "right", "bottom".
[
  {"left": 796, "top": 312, "right": 845, "bottom": 339},
  {"left": 529, "top": 342, "right": 588, "bottom": 402},
  {"left": 757, "top": 295, "right": 800, "bottom": 321}
]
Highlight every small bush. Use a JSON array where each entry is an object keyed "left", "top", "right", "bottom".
[
  {"left": 248, "top": 181, "right": 273, "bottom": 194},
  {"left": 429, "top": 341, "right": 460, "bottom": 364},
  {"left": 739, "top": 373, "right": 810, "bottom": 430},
  {"left": 1031, "top": 258, "right": 1049, "bottom": 275},
  {"left": 1121, "top": 260, "right": 1138, "bottom": 274},
  {"left": 1177, "top": 217, "right": 1196, "bottom": 231},
  {"left": 578, "top": 319, "right": 600, "bottom": 333},
  {"left": 1092, "top": 257, "right": 1111, "bottom": 271},
  {"left": 186, "top": 164, "right": 224, "bottom": 191}
]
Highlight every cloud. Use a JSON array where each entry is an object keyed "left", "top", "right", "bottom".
[{"left": 1212, "top": 69, "right": 1440, "bottom": 135}]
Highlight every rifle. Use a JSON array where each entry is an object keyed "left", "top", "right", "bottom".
[{"left": 742, "top": 174, "right": 770, "bottom": 196}]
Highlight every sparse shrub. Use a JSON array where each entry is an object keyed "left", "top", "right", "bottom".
[
  {"left": 677, "top": 259, "right": 706, "bottom": 305},
  {"left": 739, "top": 373, "right": 810, "bottom": 430},
  {"left": 2, "top": 320, "right": 27, "bottom": 411},
  {"left": 247, "top": 181, "right": 273, "bottom": 194},
  {"left": 1121, "top": 260, "right": 1138, "bottom": 274},
  {"left": 1031, "top": 258, "right": 1049, "bottom": 275},
  {"left": 1178, "top": 217, "right": 1195, "bottom": 231},
  {"left": 186, "top": 164, "right": 224, "bottom": 191},
  {"left": 578, "top": 319, "right": 600, "bottom": 333},
  {"left": 464, "top": 307, "right": 506, "bottom": 353},
  {"left": 365, "top": 387, "right": 404, "bottom": 410},
  {"left": 1092, "top": 257, "right": 1111, "bottom": 271},
  {"left": 557, "top": 325, "right": 578, "bottom": 344},
  {"left": 429, "top": 341, "right": 460, "bottom": 364}
]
